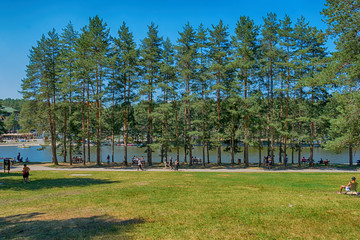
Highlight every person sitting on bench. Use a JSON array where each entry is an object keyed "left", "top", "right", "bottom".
[{"left": 338, "top": 177, "right": 358, "bottom": 194}]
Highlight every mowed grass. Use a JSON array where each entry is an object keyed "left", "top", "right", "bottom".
[{"left": 1, "top": 171, "right": 360, "bottom": 239}]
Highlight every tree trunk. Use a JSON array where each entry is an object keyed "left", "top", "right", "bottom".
[
  {"left": 63, "top": 106, "right": 67, "bottom": 163},
  {"left": 184, "top": 102, "right": 187, "bottom": 164},
  {"left": 244, "top": 74, "right": 249, "bottom": 166},
  {"left": 82, "top": 79, "right": 86, "bottom": 165},
  {"left": 96, "top": 69, "right": 101, "bottom": 166},
  {"left": 47, "top": 91, "right": 58, "bottom": 165},
  {"left": 217, "top": 74, "right": 221, "bottom": 165},
  {"left": 124, "top": 84, "right": 128, "bottom": 166},
  {"left": 258, "top": 136, "right": 262, "bottom": 167},
  {"left": 87, "top": 80, "right": 91, "bottom": 163},
  {"left": 269, "top": 40, "right": 274, "bottom": 162},
  {"left": 147, "top": 78, "right": 153, "bottom": 166},
  {"left": 69, "top": 96, "right": 73, "bottom": 166},
  {"left": 284, "top": 38, "right": 290, "bottom": 167},
  {"left": 310, "top": 89, "right": 315, "bottom": 163},
  {"left": 231, "top": 117, "right": 235, "bottom": 165},
  {"left": 174, "top": 98, "right": 179, "bottom": 162},
  {"left": 207, "top": 141, "right": 210, "bottom": 164},
  {"left": 298, "top": 87, "right": 302, "bottom": 167}
]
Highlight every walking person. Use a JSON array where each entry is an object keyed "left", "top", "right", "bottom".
[
  {"left": 137, "top": 157, "right": 143, "bottom": 171},
  {"left": 107, "top": 154, "right": 110, "bottom": 165},
  {"left": 169, "top": 157, "right": 173, "bottom": 170}
]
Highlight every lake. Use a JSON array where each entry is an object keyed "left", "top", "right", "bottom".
[{"left": 0, "top": 145, "right": 358, "bottom": 164}]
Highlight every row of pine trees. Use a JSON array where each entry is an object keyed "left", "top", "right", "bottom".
[{"left": 20, "top": 2, "right": 360, "bottom": 166}]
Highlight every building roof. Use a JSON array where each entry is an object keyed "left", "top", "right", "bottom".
[{"left": 2, "top": 107, "right": 19, "bottom": 114}]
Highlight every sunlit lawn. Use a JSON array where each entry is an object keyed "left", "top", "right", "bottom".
[{"left": 1, "top": 170, "right": 359, "bottom": 239}]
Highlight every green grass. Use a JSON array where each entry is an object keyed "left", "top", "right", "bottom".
[{"left": 1, "top": 171, "right": 359, "bottom": 239}]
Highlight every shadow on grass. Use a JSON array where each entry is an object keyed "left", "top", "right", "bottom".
[
  {"left": 0, "top": 175, "right": 117, "bottom": 191},
  {"left": 0, "top": 212, "right": 145, "bottom": 239}
]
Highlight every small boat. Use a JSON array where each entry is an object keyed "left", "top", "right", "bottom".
[{"left": 18, "top": 144, "right": 30, "bottom": 149}]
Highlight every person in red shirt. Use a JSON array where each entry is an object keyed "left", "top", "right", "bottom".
[{"left": 22, "top": 164, "right": 30, "bottom": 183}]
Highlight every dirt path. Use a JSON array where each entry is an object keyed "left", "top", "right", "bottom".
[{"left": 3, "top": 164, "right": 360, "bottom": 173}]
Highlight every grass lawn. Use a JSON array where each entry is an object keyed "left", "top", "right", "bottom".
[{"left": 1, "top": 170, "right": 359, "bottom": 239}]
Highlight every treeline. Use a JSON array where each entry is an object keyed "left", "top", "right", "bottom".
[
  {"left": 0, "top": 98, "right": 24, "bottom": 111},
  {"left": 20, "top": 2, "right": 360, "bottom": 166}
]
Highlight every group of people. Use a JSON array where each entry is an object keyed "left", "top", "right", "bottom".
[
  {"left": 132, "top": 156, "right": 145, "bottom": 171},
  {"left": 164, "top": 157, "right": 179, "bottom": 171},
  {"left": 16, "top": 152, "right": 29, "bottom": 163},
  {"left": 263, "top": 155, "right": 274, "bottom": 169},
  {"left": 192, "top": 156, "right": 201, "bottom": 164},
  {"left": 301, "top": 157, "right": 330, "bottom": 166}
]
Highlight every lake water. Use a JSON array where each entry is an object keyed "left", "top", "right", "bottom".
[{"left": 0, "top": 145, "right": 358, "bottom": 164}]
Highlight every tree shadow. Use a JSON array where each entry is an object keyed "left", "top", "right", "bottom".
[
  {"left": 0, "top": 212, "right": 145, "bottom": 239},
  {"left": 0, "top": 175, "right": 118, "bottom": 191}
]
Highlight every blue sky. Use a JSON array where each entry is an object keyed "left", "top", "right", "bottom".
[{"left": 0, "top": 0, "right": 327, "bottom": 99}]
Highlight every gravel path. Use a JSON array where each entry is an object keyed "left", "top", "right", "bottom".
[{"left": 3, "top": 164, "right": 360, "bottom": 173}]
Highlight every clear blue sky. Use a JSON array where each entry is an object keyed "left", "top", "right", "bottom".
[{"left": 0, "top": 0, "right": 328, "bottom": 99}]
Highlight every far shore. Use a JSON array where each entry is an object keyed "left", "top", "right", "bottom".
[{"left": 0, "top": 142, "right": 42, "bottom": 147}]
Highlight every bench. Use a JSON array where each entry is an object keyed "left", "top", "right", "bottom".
[{"left": 72, "top": 157, "right": 83, "bottom": 163}]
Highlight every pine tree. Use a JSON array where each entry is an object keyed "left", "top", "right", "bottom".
[
  {"left": 159, "top": 38, "right": 176, "bottom": 163},
  {"left": 261, "top": 12, "right": 280, "bottom": 161},
  {"left": 176, "top": 22, "right": 197, "bottom": 164},
  {"left": 21, "top": 30, "right": 60, "bottom": 165},
  {"left": 59, "top": 22, "right": 79, "bottom": 165},
  {"left": 278, "top": 15, "right": 295, "bottom": 166},
  {"left": 4, "top": 112, "right": 19, "bottom": 133},
  {"left": 84, "top": 16, "right": 110, "bottom": 165},
  {"left": 209, "top": 20, "right": 231, "bottom": 165},
  {"left": 105, "top": 40, "right": 121, "bottom": 163},
  {"left": 195, "top": 23, "right": 210, "bottom": 166},
  {"left": 75, "top": 26, "right": 92, "bottom": 164},
  {"left": 115, "top": 22, "right": 139, "bottom": 165},
  {"left": 232, "top": 16, "right": 259, "bottom": 167},
  {"left": 140, "top": 22, "right": 163, "bottom": 166},
  {"left": 293, "top": 16, "right": 312, "bottom": 165}
]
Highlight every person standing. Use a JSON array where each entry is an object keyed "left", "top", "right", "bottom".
[
  {"left": 107, "top": 154, "right": 110, "bottom": 165},
  {"left": 175, "top": 159, "right": 179, "bottom": 171},
  {"left": 22, "top": 164, "right": 30, "bottom": 183}
]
